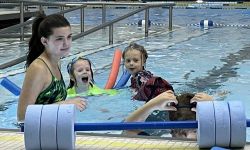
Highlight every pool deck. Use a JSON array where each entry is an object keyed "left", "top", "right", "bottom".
[{"left": 0, "top": 130, "right": 249, "bottom": 150}]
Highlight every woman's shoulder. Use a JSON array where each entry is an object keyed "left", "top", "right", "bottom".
[
  {"left": 25, "top": 59, "right": 51, "bottom": 83},
  {"left": 27, "top": 59, "right": 47, "bottom": 73},
  {"left": 21, "top": 59, "right": 51, "bottom": 94}
]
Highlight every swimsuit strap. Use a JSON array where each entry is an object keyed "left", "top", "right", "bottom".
[{"left": 37, "top": 58, "right": 54, "bottom": 77}]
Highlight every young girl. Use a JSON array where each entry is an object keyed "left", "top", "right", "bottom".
[
  {"left": 122, "top": 43, "right": 174, "bottom": 102},
  {"left": 66, "top": 56, "right": 117, "bottom": 97},
  {"left": 122, "top": 43, "right": 213, "bottom": 136},
  {"left": 17, "top": 13, "right": 86, "bottom": 122}
]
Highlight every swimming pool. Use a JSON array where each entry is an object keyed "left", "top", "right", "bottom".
[{"left": 1, "top": 7, "right": 250, "bottom": 140}]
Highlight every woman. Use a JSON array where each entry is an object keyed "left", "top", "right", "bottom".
[{"left": 17, "top": 13, "right": 86, "bottom": 122}]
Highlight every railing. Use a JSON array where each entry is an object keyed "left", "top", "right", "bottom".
[
  {"left": 70, "top": 1, "right": 175, "bottom": 41},
  {"left": 0, "top": 0, "right": 175, "bottom": 69},
  {"left": 0, "top": 0, "right": 86, "bottom": 41}
]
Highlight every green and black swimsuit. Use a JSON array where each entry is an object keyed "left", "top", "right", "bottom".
[{"left": 35, "top": 58, "right": 67, "bottom": 104}]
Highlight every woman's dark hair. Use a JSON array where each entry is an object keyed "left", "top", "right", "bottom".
[
  {"left": 26, "top": 13, "right": 71, "bottom": 68},
  {"left": 122, "top": 43, "right": 148, "bottom": 64},
  {"left": 67, "top": 57, "right": 94, "bottom": 89}
]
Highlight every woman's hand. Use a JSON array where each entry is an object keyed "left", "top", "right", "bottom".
[{"left": 64, "top": 97, "right": 87, "bottom": 112}]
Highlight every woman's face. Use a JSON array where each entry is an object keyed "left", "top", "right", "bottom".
[
  {"left": 124, "top": 49, "right": 144, "bottom": 76},
  {"left": 72, "top": 59, "right": 93, "bottom": 86},
  {"left": 44, "top": 26, "right": 72, "bottom": 58}
]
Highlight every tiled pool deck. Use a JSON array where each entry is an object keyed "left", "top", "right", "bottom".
[{"left": 0, "top": 130, "right": 249, "bottom": 150}]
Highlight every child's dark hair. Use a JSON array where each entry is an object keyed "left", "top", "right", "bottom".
[
  {"left": 26, "top": 13, "right": 71, "bottom": 68},
  {"left": 169, "top": 93, "right": 196, "bottom": 121},
  {"left": 122, "top": 43, "right": 148, "bottom": 64},
  {"left": 67, "top": 57, "right": 94, "bottom": 89},
  {"left": 169, "top": 93, "right": 196, "bottom": 137}
]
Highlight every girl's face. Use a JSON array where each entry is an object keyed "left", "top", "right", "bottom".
[
  {"left": 72, "top": 59, "right": 93, "bottom": 86},
  {"left": 124, "top": 49, "right": 144, "bottom": 76},
  {"left": 44, "top": 26, "right": 72, "bottom": 58}
]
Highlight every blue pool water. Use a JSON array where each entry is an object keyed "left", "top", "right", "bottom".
[{"left": 1, "top": 7, "right": 250, "bottom": 139}]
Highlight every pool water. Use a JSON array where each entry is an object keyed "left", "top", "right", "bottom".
[{"left": 1, "top": 7, "right": 250, "bottom": 140}]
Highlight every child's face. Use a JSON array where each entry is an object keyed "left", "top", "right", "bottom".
[
  {"left": 124, "top": 49, "right": 144, "bottom": 76},
  {"left": 72, "top": 59, "right": 93, "bottom": 86}
]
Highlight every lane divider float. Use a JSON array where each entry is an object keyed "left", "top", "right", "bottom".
[
  {"left": 187, "top": 19, "right": 250, "bottom": 28},
  {"left": 126, "top": 19, "right": 167, "bottom": 27}
]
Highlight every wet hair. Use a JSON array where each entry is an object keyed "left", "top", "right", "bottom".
[
  {"left": 67, "top": 57, "right": 94, "bottom": 89},
  {"left": 169, "top": 93, "right": 196, "bottom": 138},
  {"left": 26, "top": 13, "right": 71, "bottom": 68},
  {"left": 169, "top": 93, "right": 196, "bottom": 121},
  {"left": 122, "top": 43, "right": 148, "bottom": 69}
]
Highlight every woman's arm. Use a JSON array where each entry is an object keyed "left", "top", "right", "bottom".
[
  {"left": 17, "top": 62, "right": 48, "bottom": 122},
  {"left": 56, "top": 97, "right": 88, "bottom": 112}
]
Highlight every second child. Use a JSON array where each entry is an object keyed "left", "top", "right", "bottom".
[
  {"left": 66, "top": 56, "right": 117, "bottom": 97},
  {"left": 122, "top": 43, "right": 174, "bottom": 102}
]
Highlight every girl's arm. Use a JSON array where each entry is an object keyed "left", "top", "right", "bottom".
[
  {"left": 125, "top": 90, "right": 177, "bottom": 122},
  {"left": 123, "top": 90, "right": 177, "bottom": 135}
]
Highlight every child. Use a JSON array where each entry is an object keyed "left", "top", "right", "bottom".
[
  {"left": 122, "top": 43, "right": 174, "bottom": 102},
  {"left": 17, "top": 13, "right": 86, "bottom": 122},
  {"left": 123, "top": 91, "right": 212, "bottom": 137},
  {"left": 169, "top": 92, "right": 213, "bottom": 139},
  {"left": 66, "top": 56, "right": 117, "bottom": 97}
]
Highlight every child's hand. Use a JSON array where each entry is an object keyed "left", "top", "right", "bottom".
[
  {"left": 150, "top": 90, "right": 178, "bottom": 111},
  {"left": 64, "top": 97, "right": 87, "bottom": 112},
  {"left": 190, "top": 92, "right": 213, "bottom": 112}
]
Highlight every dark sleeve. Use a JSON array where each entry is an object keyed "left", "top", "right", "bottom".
[{"left": 133, "top": 76, "right": 174, "bottom": 102}]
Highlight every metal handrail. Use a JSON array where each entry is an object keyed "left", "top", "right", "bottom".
[
  {"left": 66, "top": 1, "right": 175, "bottom": 6},
  {"left": 72, "top": 6, "right": 149, "bottom": 41},
  {"left": 0, "top": 0, "right": 86, "bottom": 40},
  {"left": 69, "top": 1, "right": 175, "bottom": 30},
  {"left": 0, "top": 1, "right": 175, "bottom": 69},
  {"left": 0, "top": 0, "right": 71, "bottom": 6},
  {"left": 0, "top": 5, "right": 85, "bottom": 34},
  {"left": 0, "top": 0, "right": 86, "bottom": 69}
]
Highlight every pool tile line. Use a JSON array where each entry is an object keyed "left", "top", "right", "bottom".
[{"left": 0, "top": 131, "right": 249, "bottom": 149}]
